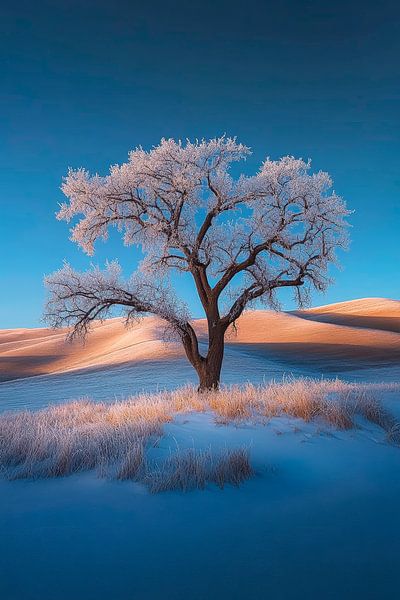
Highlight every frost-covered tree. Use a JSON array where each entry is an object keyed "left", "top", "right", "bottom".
[{"left": 44, "top": 137, "right": 349, "bottom": 390}]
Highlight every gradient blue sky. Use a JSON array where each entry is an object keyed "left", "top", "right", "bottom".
[{"left": 1, "top": 0, "right": 399, "bottom": 328}]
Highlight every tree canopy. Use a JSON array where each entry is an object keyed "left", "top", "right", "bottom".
[{"left": 45, "top": 136, "right": 349, "bottom": 389}]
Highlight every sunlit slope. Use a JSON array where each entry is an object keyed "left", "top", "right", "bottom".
[
  {"left": 0, "top": 317, "right": 182, "bottom": 381},
  {"left": 199, "top": 298, "right": 400, "bottom": 364},
  {"left": 1, "top": 298, "right": 399, "bottom": 381},
  {"left": 292, "top": 297, "right": 400, "bottom": 333}
]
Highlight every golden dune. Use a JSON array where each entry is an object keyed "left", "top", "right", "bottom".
[
  {"left": 0, "top": 298, "right": 399, "bottom": 382},
  {"left": 203, "top": 297, "right": 400, "bottom": 364}
]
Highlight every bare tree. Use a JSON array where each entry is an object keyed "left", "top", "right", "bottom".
[{"left": 44, "top": 137, "right": 349, "bottom": 390}]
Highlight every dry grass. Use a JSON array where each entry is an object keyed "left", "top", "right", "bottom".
[
  {"left": 0, "top": 378, "right": 398, "bottom": 488},
  {"left": 144, "top": 447, "right": 253, "bottom": 493},
  {"left": 0, "top": 397, "right": 170, "bottom": 480},
  {"left": 204, "top": 378, "right": 399, "bottom": 432}
]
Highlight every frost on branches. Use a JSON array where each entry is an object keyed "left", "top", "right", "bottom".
[{"left": 44, "top": 137, "right": 350, "bottom": 390}]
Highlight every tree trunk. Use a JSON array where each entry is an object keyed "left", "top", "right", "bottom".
[
  {"left": 180, "top": 295, "right": 227, "bottom": 392},
  {"left": 197, "top": 324, "right": 225, "bottom": 392},
  {"left": 197, "top": 361, "right": 222, "bottom": 391}
]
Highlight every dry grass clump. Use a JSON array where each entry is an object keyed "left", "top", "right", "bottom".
[
  {"left": 0, "top": 397, "right": 171, "bottom": 480},
  {"left": 354, "top": 392, "right": 393, "bottom": 429},
  {"left": 206, "top": 384, "right": 261, "bottom": 422},
  {"left": 0, "top": 390, "right": 254, "bottom": 488},
  {"left": 200, "top": 378, "right": 399, "bottom": 435},
  {"left": 0, "top": 377, "right": 398, "bottom": 487},
  {"left": 144, "top": 447, "right": 253, "bottom": 493},
  {"left": 169, "top": 385, "right": 206, "bottom": 414},
  {"left": 210, "top": 447, "right": 253, "bottom": 488},
  {"left": 0, "top": 396, "right": 253, "bottom": 491},
  {"left": 262, "top": 379, "right": 356, "bottom": 429},
  {"left": 115, "top": 443, "right": 144, "bottom": 480}
]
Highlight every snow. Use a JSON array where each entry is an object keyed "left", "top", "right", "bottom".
[
  {"left": 1, "top": 408, "right": 400, "bottom": 599},
  {"left": 1, "top": 302, "right": 400, "bottom": 599},
  {"left": 2, "top": 341, "right": 399, "bottom": 413}
]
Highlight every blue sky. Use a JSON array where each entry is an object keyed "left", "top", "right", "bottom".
[{"left": 1, "top": 0, "right": 399, "bottom": 328}]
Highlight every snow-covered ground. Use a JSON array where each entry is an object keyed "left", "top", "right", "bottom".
[
  {"left": 1, "top": 406, "right": 400, "bottom": 599},
  {"left": 1, "top": 340, "right": 400, "bottom": 599},
  {"left": 1, "top": 340, "right": 399, "bottom": 413},
  {"left": 0, "top": 344, "right": 317, "bottom": 412}
]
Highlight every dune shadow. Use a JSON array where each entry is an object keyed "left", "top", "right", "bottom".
[
  {"left": 0, "top": 355, "right": 62, "bottom": 382},
  {"left": 228, "top": 341, "right": 400, "bottom": 372},
  {"left": 292, "top": 311, "right": 400, "bottom": 334}
]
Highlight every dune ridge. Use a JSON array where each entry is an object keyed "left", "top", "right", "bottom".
[{"left": 1, "top": 298, "right": 399, "bottom": 382}]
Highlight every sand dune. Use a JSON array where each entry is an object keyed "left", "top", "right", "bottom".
[
  {"left": 0, "top": 298, "right": 399, "bottom": 382},
  {"left": 0, "top": 318, "right": 182, "bottom": 381},
  {"left": 210, "top": 298, "right": 400, "bottom": 364},
  {"left": 292, "top": 297, "right": 400, "bottom": 333}
]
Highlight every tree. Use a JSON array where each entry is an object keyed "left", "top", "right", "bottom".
[{"left": 44, "top": 137, "right": 349, "bottom": 391}]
